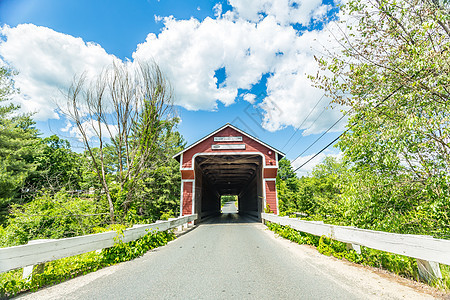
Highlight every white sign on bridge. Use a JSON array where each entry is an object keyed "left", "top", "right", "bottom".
[
  {"left": 214, "top": 136, "right": 243, "bottom": 142},
  {"left": 211, "top": 144, "right": 246, "bottom": 150}
]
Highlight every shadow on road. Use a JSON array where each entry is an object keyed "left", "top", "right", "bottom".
[
  {"left": 201, "top": 212, "right": 259, "bottom": 225},
  {"left": 197, "top": 201, "right": 259, "bottom": 225}
]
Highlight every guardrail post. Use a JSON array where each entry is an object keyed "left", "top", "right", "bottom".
[
  {"left": 22, "top": 239, "right": 54, "bottom": 282},
  {"left": 416, "top": 259, "right": 442, "bottom": 284},
  {"left": 346, "top": 243, "right": 361, "bottom": 254}
]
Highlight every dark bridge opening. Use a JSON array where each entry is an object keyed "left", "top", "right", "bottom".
[{"left": 194, "top": 154, "right": 263, "bottom": 219}]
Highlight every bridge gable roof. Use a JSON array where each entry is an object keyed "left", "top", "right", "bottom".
[{"left": 173, "top": 123, "right": 285, "bottom": 162}]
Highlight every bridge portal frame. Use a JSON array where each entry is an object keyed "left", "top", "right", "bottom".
[{"left": 173, "top": 124, "right": 284, "bottom": 220}]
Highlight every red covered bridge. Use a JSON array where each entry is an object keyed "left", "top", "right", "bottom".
[{"left": 173, "top": 123, "right": 284, "bottom": 221}]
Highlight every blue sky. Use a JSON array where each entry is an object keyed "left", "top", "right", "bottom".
[{"left": 0, "top": 0, "right": 346, "bottom": 175}]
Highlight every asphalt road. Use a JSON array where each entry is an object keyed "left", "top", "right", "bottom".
[{"left": 17, "top": 202, "right": 436, "bottom": 300}]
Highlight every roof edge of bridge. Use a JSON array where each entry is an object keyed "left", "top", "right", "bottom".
[{"left": 172, "top": 123, "right": 285, "bottom": 161}]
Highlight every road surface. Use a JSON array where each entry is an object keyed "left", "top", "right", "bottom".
[{"left": 17, "top": 202, "right": 438, "bottom": 299}]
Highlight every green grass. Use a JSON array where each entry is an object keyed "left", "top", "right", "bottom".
[{"left": 266, "top": 222, "right": 450, "bottom": 291}]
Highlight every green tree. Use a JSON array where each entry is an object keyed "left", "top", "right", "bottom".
[
  {"left": 313, "top": 0, "right": 450, "bottom": 236},
  {"left": 277, "top": 157, "right": 345, "bottom": 218},
  {"left": 122, "top": 119, "right": 185, "bottom": 223},
  {"left": 0, "top": 67, "right": 40, "bottom": 223},
  {"left": 25, "top": 135, "right": 83, "bottom": 194},
  {"left": 1, "top": 190, "right": 105, "bottom": 247},
  {"left": 277, "top": 158, "right": 296, "bottom": 181},
  {"left": 64, "top": 61, "right": 175, "bottom": 223}
]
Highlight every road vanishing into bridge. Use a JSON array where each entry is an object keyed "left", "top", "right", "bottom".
[{"left": 18, "top": 202, "right": 437, "bottom": 300}]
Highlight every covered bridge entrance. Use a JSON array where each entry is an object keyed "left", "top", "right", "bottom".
[{"left": 173, "top": 124, "right": 284, "bottom": 221}]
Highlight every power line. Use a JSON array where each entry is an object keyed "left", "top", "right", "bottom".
[
  {"left": 292, "top": 84, "right": 406, "bottom": 172},
  {"left": 291, "top": 110, "right": 348, "bottom": 165},
  {"left": 281, "top": 94, "right": 325, "bottom": 151},
  {"left": 285, "top": 104, "right": 328, "bottom": 155},
  {"left": 293, "top": 132, "right": 343, "bottom": 172}
]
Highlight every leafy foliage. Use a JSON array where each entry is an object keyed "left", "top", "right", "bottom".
[
  {"left": 221, "top": 195, "right": 237, "bottom": 207},
  {"left": 277, "top": 157, "right": 344, "bottom": 219},
  {"left": 102, "top": 229, "right": 175, "bottom": 264},
  {"left": 0, "top": 67, "right": 40, "bottom": 223},
  {"left": 0, "top": 58, "right": 185, "bottom": 297},
  {"left": 0, "top": 229, "right": 175, "bottom": 298},
  {"left": 276, "top": 155, "right": 450, "bottom": 288},
  {"left": 277, "top": 158, "right": 296, "bottom": 181},
  {"left": 0, "top": 190, "right": 107, "bottom": 247},
  {"left": 25, "top": 135, "right": 84, "bottom": 194},
  {"left": 310, "top": 0, "right": 450, "bottom": 236},
  {"left": 63, "top": 61, "right": 175, "bottom": 223},
  {"left": 116, "top": 121, "right": 185, "bottom": 223},
  {"left": 267, "top": 222, "right": 422, "bottom": 282},
  {"left": 278, "top": 156, "right": 450, "bottom": 237}
]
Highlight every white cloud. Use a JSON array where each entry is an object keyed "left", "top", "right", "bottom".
[
  {"left": 227, "top": 0, "right": 327, "bottom": 25},
  {"left": 134, "top": 16, "right": 270, "bottom": 110},
  {"left": 0, "top": 1, "right": 351, "bottom": 134},
  {"left": 213, "top": 3, "right": 222, "bottom": 18},
  {"left": 243, "top": 93, "right": 256, "bottom": 103},
  {"left": 64, "top": 119, "right": 119, "bottom": 142},
  {"left": 0, "top": 24, "right": 116, "bottom": 120},
  {"left": 132, "top": 4, "right": 348, "bottom": 132}
]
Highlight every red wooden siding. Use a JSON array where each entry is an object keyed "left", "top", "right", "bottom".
[
  {"left": 182, "top": 181, "right": 193, "bottom": 215},
  {"left": 181, "top": 127, "right": 277, "bottom": 169},
  {"left": 265, "top": 180, "right": 277, "bottom": 214}
]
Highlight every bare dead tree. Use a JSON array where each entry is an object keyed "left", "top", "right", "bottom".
[{"left": 62, "top": 61, "right": 174, "bottom": 223}]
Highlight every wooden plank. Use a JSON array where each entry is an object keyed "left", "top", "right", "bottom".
[
  {"left": 0, "top": 231, "right": 117, "bottom": 273},
  {"left": 261, "top": 213, "right": 450, "bottom": 265},
  {"left": 331, "top": 226, "right": 450, "bottom": 265},
  {"left": 0, "top": 214, "right": 197, "bottom": 273},
  {"left": 262, "top": 214, "right": 331, "bottom": 237}
]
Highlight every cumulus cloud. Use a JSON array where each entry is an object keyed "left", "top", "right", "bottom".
[
  {"left": 243, "top": 93, "right": 256, "bottom": 104},
  {"left": 0, "top": 1, "right": 350, "bottom": 134},
  {"left": 133, "top": 9, "right": 346, "bottom": 132},
  {"left": 0, "top": 24, "right": 116, "bottom": 120},
  {"left": 213, "top": 3, "right": 223, "bottom": 18},
  {"left": 227, "top": 0, "right": 328, "bottom": 25},
  {"left": 62, "top": 119, "right": 119, "bottom": 143},
  {"left": 133, "top": 16, "right": 282, "bottom": 110}
]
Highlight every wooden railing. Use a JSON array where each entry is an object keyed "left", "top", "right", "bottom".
[
  {"left": 0, "top": 214, "right": 197, "bottom": 274},
  {"left": 261, "top": 213, "right": 450, "bottom": 282}
]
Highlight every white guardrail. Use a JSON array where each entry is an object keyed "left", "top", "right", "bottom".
[
  {"left": 262, "top": 213, "right": 450, "bottom": 281},
  {"left": 0, "top": 214, "right": 197, "bottom": 274}
]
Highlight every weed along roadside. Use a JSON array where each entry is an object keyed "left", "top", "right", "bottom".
[
  {"left": 0, "top": 215, "right": 198, "bottom": 298},
  {"left": 265, "top": 220, "right": 450, "bottom": 292}
]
